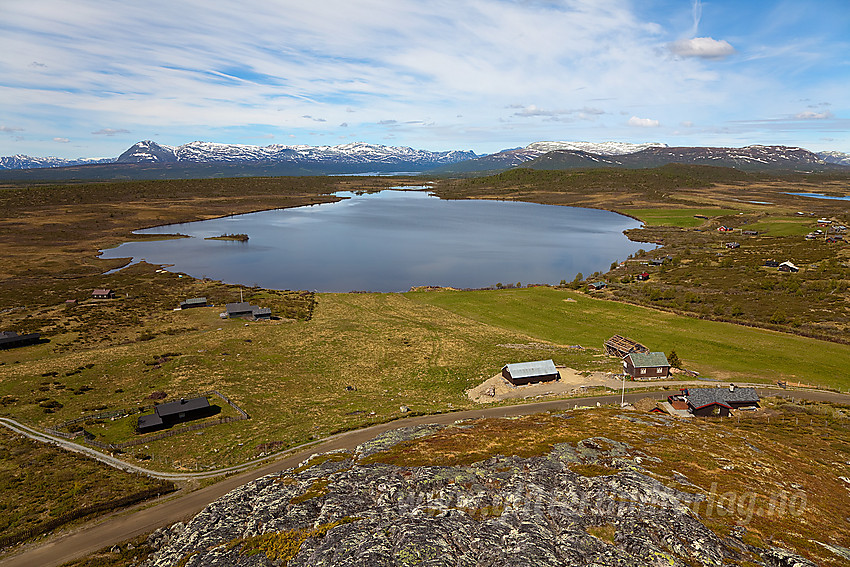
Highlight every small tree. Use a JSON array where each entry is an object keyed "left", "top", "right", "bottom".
[
  {"left": 569, "top": 272, "right": 584, "bottom": 289},
  {"left": 668, "top": 349, "right": 682, "bottom": 369}
]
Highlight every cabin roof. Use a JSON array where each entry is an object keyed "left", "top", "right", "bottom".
[
  {"left": 684, "top": 387, "right": 759, "bottom": 410},
  {"left": 626, "top": 351, "right": 670, "bottom": 368},
  {"left": 226, "top": 302, "right": 253, "bottom": 314},
  {"left": 155, "top": 396, "right": 210, "bottom": 417},
  {"left": 503, "top": 359, "right": 558, "bottom": 379}
]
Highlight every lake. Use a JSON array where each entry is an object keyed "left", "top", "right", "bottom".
[
  {"left": 100, "top": 189, "right": 649, "bottom": 292},
  {"left": 786, "top": 192, "right": 850, "bottom": 201}
]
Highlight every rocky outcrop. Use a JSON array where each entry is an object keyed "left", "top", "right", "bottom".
[{"left": 142, "top": 424, "right": 815, "bottom": 567}]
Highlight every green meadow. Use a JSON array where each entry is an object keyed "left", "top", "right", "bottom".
[
  {"left": 406, "top": 286, "right": 850, "bottom": 387},
  {"left": 623, "top": 207, "right": 740, "bottom": 227}
]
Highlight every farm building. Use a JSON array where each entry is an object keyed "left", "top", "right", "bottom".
[
  {"left": 763, "top": 260, "right": 780, "bottom": 267},
  {"left": 725, "top": 242, "right": 740, "bottom": 249},
  {"left": 137, "top": 396, "right": 216, "bottom": 433},
  {"left": 501, "top": 359, "right": 559, "bottom": 386},
  {"left": 588, "top": 281, "right": 607, "bottom": 291},
  {"left": 252, "top": 306, "right": 272, "bottom": 320},
  {"left": 92, "top": 289, "right": 115, "bottom": 299},
  {"left": 224, "top": 302, "right": 272, "bottom": 321},
  {"left": 669, "top": 385, "right": 760, "bottom": 417},
  {"left": 636, "top": 272, "right": 649, "bottom": 281},
  {"left": 778, "top": 261, "right": 799, "bottom": 273},
  {"left": 623, "top": 351, "right": 671, "bottom": 380},
  {"left": 603, "top": 335, "right": 649, "bottom": 358},
  {"left": 0, "top": 331, "right": 41, "bottom": 350},
  {"left": 180, "top": 297, "right": 208, "bottom": 309}
]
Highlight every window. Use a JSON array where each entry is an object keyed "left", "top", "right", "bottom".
[{"left": 640, "top": 368, "right": 647, "bottom": 375}]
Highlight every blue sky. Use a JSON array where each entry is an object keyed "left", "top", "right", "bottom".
[{"left": 2, "top": 0, "right": 849, "bottom": 158}]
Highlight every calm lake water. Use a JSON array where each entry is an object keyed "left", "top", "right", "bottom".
[
  {"left": 100, "top": 190, "right": 648, "bottom": 292},
  {"left": 786, "top": 192, "right": 850, "bottom": 201}
]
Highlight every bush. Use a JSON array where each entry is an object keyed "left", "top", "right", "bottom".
[{"left": 668, "top": 350, "right": 682, "bottom": 369}]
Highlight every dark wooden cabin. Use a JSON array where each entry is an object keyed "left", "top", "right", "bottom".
[
  {"left": 501, "top": 359, "right": 559, "bottom": 386},
  {"left": 137, "top": 396, "right": 216, "bottom": 433},
  {"left": 623, "top": 351, "right": 671, "bottom": 380},
  {"left": 0, "top": 331, "right": 41, "bottom": 350},
  {"left": 669, "top": 385, "right": 760, "bottom": 417},
  {"left": 92, "top": 289, "right": 115, "bottom": 299},
  {"left": 180, "top": 297, "right": 208, "bottom": 309}
]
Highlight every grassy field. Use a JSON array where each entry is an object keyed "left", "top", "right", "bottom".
[
  {"left": 406, "top": 287, "right": 850, "bottom": 387},
  {"left": 739, "top": 216, "right": 819, "bottom": 236},
  {"left": 0, "top": 427, "right": 173, "bottom": 546},
  {"left": 3, "top": 286, "right": 849, "bottom": 476},
  {"left": 623, "top": 207, "right": 740, "bottom": 227}
]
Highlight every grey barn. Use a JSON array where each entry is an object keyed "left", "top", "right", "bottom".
[{"left": 502, "top": 359, "right": 559, "bottom": 386}]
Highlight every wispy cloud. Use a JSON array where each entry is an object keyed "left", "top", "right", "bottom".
[
  {"left": 794, "top": 110, "right": 834, "bottom": 120},
  {"left": 92, "top": 128, "right": 130, "bottom": 136},
  {"left": 1, "top": 126, "right": 24, "bottom": 133},
  {"left": 53, "top": 137, "right": 70, "bottom": 143}
]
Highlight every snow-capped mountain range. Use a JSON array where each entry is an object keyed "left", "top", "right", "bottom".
[
  {"left": 1, "top": 139, "right": 848, "bottom": 174},
  {"left": 0, "top": 140, "right": 477, "bottom": 170}
]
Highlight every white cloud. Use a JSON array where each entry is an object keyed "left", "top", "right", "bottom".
[
  {"left": 1, "top": 126, "right": 24, "bottom": 133},
  {"left": 668, "top": 37, "right": 735, "bottom": 59},
  {"left": 794, "top": 110, "right": 834, "bottom": 120},
  {"left": 628, "top": 116, "right": 660, "bottom": 128},
  {"left": 53, "top": 137, "right": 70, "bottom": 143},
  {"left": 680, "top": 121, "right": 694, "bottom": 127},
  {"left": 92, "top": 128, "right": 130, "bottom": 136}
]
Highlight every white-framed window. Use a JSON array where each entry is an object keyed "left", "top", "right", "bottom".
[{"left": 640, "top": 368, "right": 647, "bottom": 375}]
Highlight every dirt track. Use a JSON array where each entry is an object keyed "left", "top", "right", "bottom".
[{"left": 1, "top": 388, "right": 847, "bottom": 567}]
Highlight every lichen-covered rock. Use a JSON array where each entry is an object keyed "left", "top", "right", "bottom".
[{"left": 143, "top": 426, "right": 790, "bottom": 567}]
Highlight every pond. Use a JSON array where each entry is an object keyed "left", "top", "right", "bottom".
[
  {"left": 786, "top": 192, "right": 850, "bottom": 201},
  {"left": 100, "top": 189, "right": 649, "bottom": 292}
]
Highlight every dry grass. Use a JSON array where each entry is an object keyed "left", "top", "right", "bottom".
[{"left": 363, "top": 400, "right": 850, "bottom": 566}]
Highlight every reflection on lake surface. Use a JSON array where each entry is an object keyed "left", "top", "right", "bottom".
[{"left": 100, "top": 190, "right": 649, "bottom": 292}]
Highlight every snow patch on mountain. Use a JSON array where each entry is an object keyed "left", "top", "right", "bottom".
[{"left": 525, "top": 141, "right": 668, "bottom": 155}]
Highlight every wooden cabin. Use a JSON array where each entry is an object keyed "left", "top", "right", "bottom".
[
  {"left": 180, "top": 297, "right": 208, "bottom": 309},
  {"left": 137, "top": 396, "right": 216, "bottom": 433},
  {"left": 0, "top": 331, "right": 41, "bottom": 350},
  {"left": 501, "top": 359, "right": 559, "bottom": 386},
  {"left": 623, "top": 351, "right": 671, "bottom": 380},
  {"left": 669, "top": 385, "right": 760, "bottom": 417}
]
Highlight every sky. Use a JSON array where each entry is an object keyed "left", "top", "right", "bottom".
[{"left": 2, "top": 0, "right": 849, "bottom": 158}]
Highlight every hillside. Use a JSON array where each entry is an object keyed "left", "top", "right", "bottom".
[{"left": 139, "top": 404, "right": 850, "bottom": 567}]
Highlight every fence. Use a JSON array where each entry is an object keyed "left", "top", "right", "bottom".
[
  {"left": 0, "top": 483, "right": 176, "bottom": 550},
  {"left": 113, "top": 415, "right": 248, "bottom": 450},
  {"left": 46, "top": 390, "right": 249, "bottom": 452}
]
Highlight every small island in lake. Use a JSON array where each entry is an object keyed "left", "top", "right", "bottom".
[{"left": 204, "top": 233, "right": 249, "bottom": 241}]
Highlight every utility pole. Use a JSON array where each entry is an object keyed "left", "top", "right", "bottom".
[{"left": 621, "top": 360, "right": 627, "bottom": 407}]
